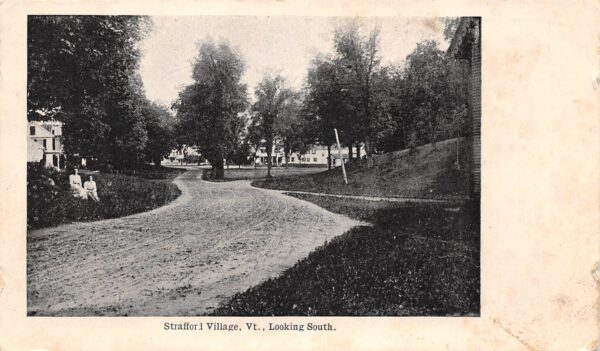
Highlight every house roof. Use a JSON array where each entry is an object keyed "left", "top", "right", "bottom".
[
  {"left": 29, "top": 121, "right": 62, "bottom": 138},
  {"left": 30, "top": 125, "right": 54, "bottom": 138}
]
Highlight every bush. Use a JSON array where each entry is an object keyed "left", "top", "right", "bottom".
[
  {"left": 27, "top": 163, "right": 69, "bottom": 229},
  {"left": 27, "top": 163, "right": 182, "bottom": 229}
]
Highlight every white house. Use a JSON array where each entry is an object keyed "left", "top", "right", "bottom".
[
  {"left": 163, "top": 146, "right": 206, "bottom": 165},
  {"left": 252, "top": 143, "right": 365, "bottom": 167},
  {"left": 288, "top": 144, "right": 365, "bottom": 167},
  {"left": 252, "top": 145, "right": 285, "bottom": 166},
  {"left": 27, "top": 121, "right": 64, "bottom": 169}
]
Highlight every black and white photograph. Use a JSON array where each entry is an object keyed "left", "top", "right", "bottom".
[{"left": 26, "top": 15, "right": 481, "bottom": 317}]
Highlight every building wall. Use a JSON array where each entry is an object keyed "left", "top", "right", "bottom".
[
  {"left": 27, "top": 139, "right": 44, "bottom": 163},
  {"left": 470, "top": 18, "right": 481, "bottom": 196},
  {"left": 447, "top": 16, "right": 481, "bottom": 198},
  {"left": 253, "top": 145, "right": 364, "bottom": 166},
  {"left": 28, "top": 121, "right": 64, "bottom": 168}
]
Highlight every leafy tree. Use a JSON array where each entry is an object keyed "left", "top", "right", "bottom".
[
  {"left": 332, "top": 21, "right": 387, "bottom": 161},
  {"left": 304, "top": 56, "right": 351, "bottom": 167},
  {"left": 303, "top": 22, "right": 389, "bottom": 164},
  {"left": 227, "top": 140, "right": 252, "bottom": 168},
  {"left": 443, "top": 17, "right": 461, "bottom": 42},
  {"left": 142, "top": 101, "right": 176, "bottom": 167},
  {"left": 174, "top": 40, "right": 248, "bottom": 179},
  {"left": 368, "top": 66, "right": 398, "bottom": 153},
  {"left": 27, "top": 16, "right": 152, "bottom": 169},
  {"left": 250, "top": 74, "right": 295, "bottom": 178},
  {"left": 245, "top": 117, "right": 263, "bottom": 168},
  {"left": 400, "top": 40, "right": 468, "bottom": 149},
  {"left": 274, "top": 91, "right": 305, "bottom": 169}
]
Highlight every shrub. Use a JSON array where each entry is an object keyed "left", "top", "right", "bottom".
[
  {"left": 27, "top": 163, "right": 181, "bottom": 229},
  {"left": 27, "top": 163, "right": 69, "bottom": 228}
]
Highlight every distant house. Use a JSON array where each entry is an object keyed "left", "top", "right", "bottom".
[
  {"left": 252, "top": 143, "right": 364, "bottom": 167},
  {"left": 252, "top": 145, "right": 284, "bottom": 166},
  {"left": 288, "top": 144, "right": 364, "bottom": 167},
  {"left": 447, "top": 17, "right": 481, "bottom": 198},
  {"left": 164, "top": 146, "right": 205, "bottom": 165},
  {"left": 27, "top": 121, "right": 64, "bottom": 169}
]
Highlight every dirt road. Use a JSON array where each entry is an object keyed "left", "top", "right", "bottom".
[{"left": 27, "top": 169, "right": 363, "bottom": 316}]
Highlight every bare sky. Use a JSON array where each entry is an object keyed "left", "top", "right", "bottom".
[{"left": 139, "top": 16, "right": 449, "bottom": 107}]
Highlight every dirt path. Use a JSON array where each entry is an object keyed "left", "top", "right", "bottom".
[
  {"left": 278, "top": 190, "right": 468, "bottom": 204},
  {"left": 27, "top": 169, "right": 364, "bottom": 316}
]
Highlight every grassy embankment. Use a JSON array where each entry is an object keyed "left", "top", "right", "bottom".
[
  {"left": 202, "top": 166, "right": 326, "bottom": 181},
  {"left": 213, "top": 194, "right": 479, "bottom": 316},
  {"left": 213, "top": 138, "right": 479, "bottom": 316},
  {"left": 253, "top": 138, "right": 471, "bottom": 199},
  {"left": 27, "top": 164, "right": 184, "bottom": 229}
]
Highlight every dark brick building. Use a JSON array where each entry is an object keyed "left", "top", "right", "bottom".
[{"left": 447, "top": 17, "right": 481, "bottom": 198}]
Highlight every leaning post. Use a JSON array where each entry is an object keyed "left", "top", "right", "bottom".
[{"left": 334, "top": 128, "right": 348, "bottom": 185}]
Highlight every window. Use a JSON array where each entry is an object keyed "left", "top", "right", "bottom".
[
  {"left": 30, "top": 126, "right": 35, "bottom": 135},
  {"left": 291, "top": 157, "right": 295, "bottom": 162},
  {"left": 321, "top": 153, "right": 325, "bottom": 157},
  {"left": 312, "top": 149, "right": 316, "bottom": 154},
  {"left": 42, "top": 139, "right": 47, "bottom": 148},
  {"left": 51, "top": 129, "right": 55, "bottom": 135},
  {"left": 52, "top": 138, "right": 56, "bottom": 151},
  {"left": 313, "top": 157, "right": 317, "bottom": 162}
]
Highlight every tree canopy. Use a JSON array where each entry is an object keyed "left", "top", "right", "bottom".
[
  {"left": 303, "top": 22, "right": 468, "bottom": 156},
  {"left": 29, "top": 17, "right": 471, "bottom": 173},
  {"left": 174, "top": 40, "right": 248, "bottom": 178},
  {"left": 250, "top": 74, "right": 300, "bottom": 176},
  {"left": 28, "top": 16, "right": 157, "bottom": 169}
]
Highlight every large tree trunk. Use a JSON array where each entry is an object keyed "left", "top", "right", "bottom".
[
  {"left": 284, "top": 150, "right": 289, "bottom": 169},
  {"left": 266, "top": 150, "right": 272, "bottom": 178},
  {"left": 355, "top": 144, "right": 361, "bottom": 165},
  {"left": 348, "top": 146, "right": 353, "bottom": 160},
  {"left": 327, "top": 145, "right": 331, "bottom": 170},
  {"left": 214, "top": 157, "right": 225, "bottom": 179}
]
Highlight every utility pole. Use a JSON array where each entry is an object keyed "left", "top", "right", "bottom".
[{"left": 334, "top": 128, "right": 348, "bottom": 185}]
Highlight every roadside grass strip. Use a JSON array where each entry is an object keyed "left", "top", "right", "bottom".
[{"left": 213, "top": 193, "right": 480, "bottom": 316}]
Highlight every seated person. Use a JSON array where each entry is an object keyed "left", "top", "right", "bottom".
[
  {"left": 69, "top": 169, "right": 87, "bottom": 199},
  {"left": 83, "top": 175, "right": 100, "bottom": 202}
]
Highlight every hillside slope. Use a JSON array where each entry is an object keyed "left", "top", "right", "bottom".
[{"left": 253, "top": 138, "right": 472, "bottom": 199}]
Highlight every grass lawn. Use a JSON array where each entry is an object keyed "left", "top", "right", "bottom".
[
  {"left": 202, "top": 166, "right": 327, "bottom": 181},
  {"left": 212, "top": 193, "right": 480, "bottom": 316},
  {"left": 253, "top": 138, "right": 471, "bottom": 199},
  {"left": 27, "top": 165, "right": 184, "bottom": 229}
]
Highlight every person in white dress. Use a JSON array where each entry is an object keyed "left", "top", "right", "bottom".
[
  {"left": 84, "top": 175, "right": 100, "bottom": 202},
  {"left": 68, "top": 169, "right": 87, "bottom": 199}
]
